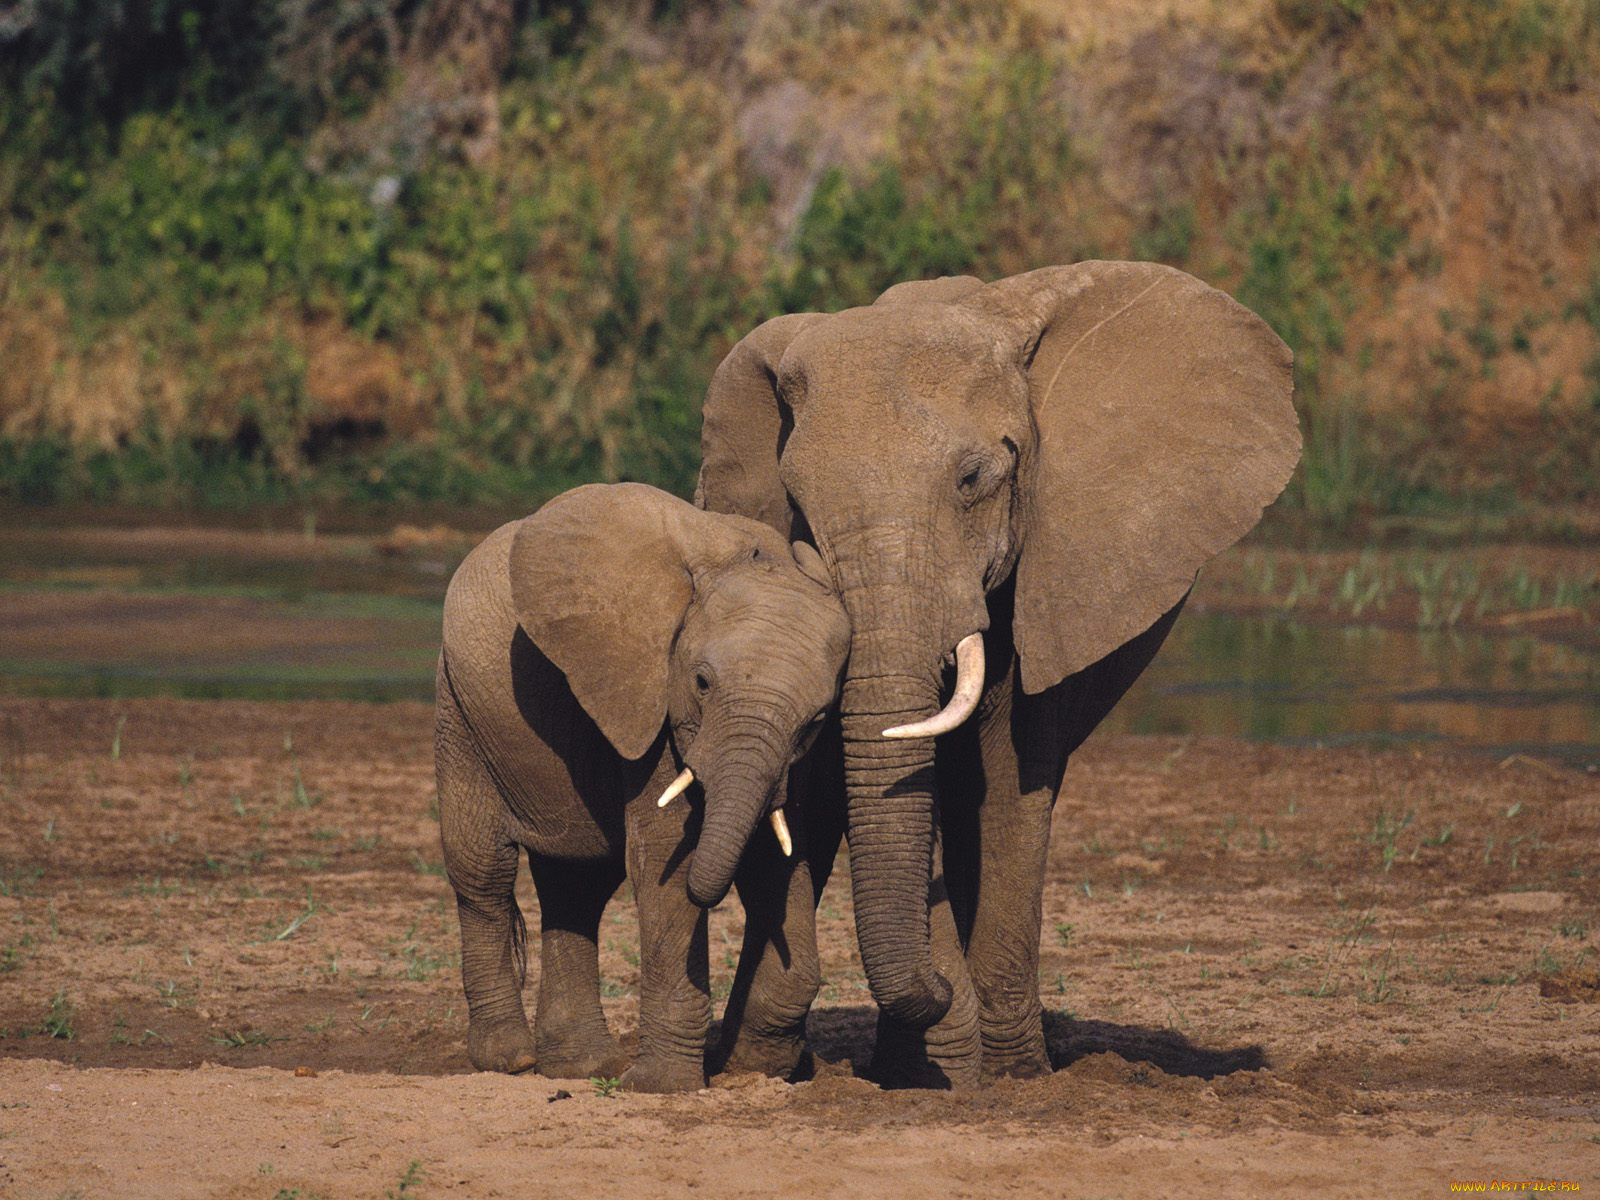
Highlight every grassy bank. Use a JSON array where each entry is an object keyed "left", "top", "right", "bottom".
[{"left": 2, "top": 0, "right": 1599, "bottom": 535}]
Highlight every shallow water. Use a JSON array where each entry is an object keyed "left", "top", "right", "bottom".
[
  {"left": 2, "top": 529, "right": 1596, "bottom": 767},
  {"left": 1109, "top": 611, "right": 1600, "bottom": 769}
]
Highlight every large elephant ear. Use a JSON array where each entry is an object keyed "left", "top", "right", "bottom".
[
  {"left": 696, "top": 312, "right": 824, "bottom": 535},
  {"left": 510, "top": 483, "right": 710, "bottom": 760},
  {"left": 972, "top": 261, "right": 1300, "bottom": 695}
]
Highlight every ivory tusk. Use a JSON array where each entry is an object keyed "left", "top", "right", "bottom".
[
  {"left": 882, "top": 632, "right": 986, "bottom": 739},
  {"left": 655, "top": 767, "right": 695, "bottom": 808},
  {"left": 769, "top": 808, "right": 793, "bottom": 857}
]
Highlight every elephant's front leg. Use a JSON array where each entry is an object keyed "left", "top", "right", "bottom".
[
  {"left": 621, "top": 796, "right": 712, "bottom": 1093},
  {"left": 711, "top": 815, "right": 820, "bottom": 1079},
  {"left": 867, "top": 823, "right": 983, "bottom": 1090},
  {"left": 962, "top": 682, "right": 1061, "bottom": 1080}
]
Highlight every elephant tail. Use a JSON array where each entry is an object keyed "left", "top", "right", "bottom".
[{"left": 510, "top": 891, "right": 528, "bottom": 988}]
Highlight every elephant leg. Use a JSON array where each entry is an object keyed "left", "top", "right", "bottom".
[
  {"left": 965, "top": 601, "right": 1186, "bottom": 1079},
  {"left": 867, "top": 823, "right": 983, "bottom": 1090},
  {"left": 526, "top": 853, "right": 628, "bottom": 1081},
  {"left": 964, "top": 672, "right": 1062, "bottom": 1080},
  {"left": 437, "top": 696, "right": 535, "bottom": 1074},
  {"left": 711, "top": 825, "right": 820, "bottom": 1080},
  {"left": 620, "top": 798, "right": 711, "bottom": 1093}
]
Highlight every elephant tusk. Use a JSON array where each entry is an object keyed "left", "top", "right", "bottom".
[
  {"left": 655, "top": 767, "right": 695, "bottom": 808},
  {"left": 769, "top": 808, "right": 793, "bottom": 857},
  {"left": 882, "top": 632, "right": 986, "bottom": 739}
]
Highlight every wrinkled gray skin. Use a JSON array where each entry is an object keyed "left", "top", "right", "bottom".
[
  {"left": 697, "top": 262, "right": 1301, "bottom": 1087},
  {"left": 436, "top": 483, "right": 849, "bottom": 1092}
]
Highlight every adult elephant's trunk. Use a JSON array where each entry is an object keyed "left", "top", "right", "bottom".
[
  {"left": 837, "top": 581, "right": 957, "bottom": 1030},
  {"left": 686, "top": 728, "right": 785, "bottom": 909}
]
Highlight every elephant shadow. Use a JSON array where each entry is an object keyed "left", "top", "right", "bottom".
[{"left": 796, "top": 1007, "right": 1266, "bottom": 1083}]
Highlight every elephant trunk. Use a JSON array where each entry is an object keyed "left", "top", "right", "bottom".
[
  {"left": 837, "top": 585, "right": 955, "bottom": 1030},
  {"left": 686, "top": 727, "right": 785, "bottom": 909}
]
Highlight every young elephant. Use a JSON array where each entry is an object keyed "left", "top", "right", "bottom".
[{"left": 435, "top": 482, "right": 849, "bottom": 1092}]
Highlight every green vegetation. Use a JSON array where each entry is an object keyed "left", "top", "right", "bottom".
[
  {"left": 1, "top": 1, "right": 1597, "bottom": 530},
  {"left": 0, "top": 863, "right": 43, "bottom": 896},
  {"left": 41, "top": 988, "right": 75, "bottom": 1040},
  {"left": 1232, "top": 549, "right": 1600, "bottom": 629},
  {"left": 267, "top": 889, "right": 320, "bottom": 942},
  {"left": 386, "top": 1160, "right": 427, "bottom": 1199},
  {"left": 212, "top": 1027, "right": 276, "bottom": 1048},
  {"left": 1368, "top": 807, "right": 1417, "bottom": 872}
]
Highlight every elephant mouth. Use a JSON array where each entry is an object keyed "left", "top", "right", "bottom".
[
  {"left": 679, "top": 770, "right": 797, "bottom": 910},
  {"left": 880, "top": 631, "right": 986, "bottom": 740},
  {"left": 659, "top": 764, "right": 790, "bottom": 855}
]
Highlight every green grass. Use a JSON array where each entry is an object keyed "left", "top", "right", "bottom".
[
  {"left": 213, "top": 1027, "right": 276, "bottom": 1048},
  {"left": 0, "top": 863, "right": 43, "bottom": 898},
  {"left": 41, "top": 989, "right": 75, "bottom": 1040},
  {"left": 266, "top": 890, "right": 320, "bottom": 942},
  {"left": 1233, "top": 550, "right": 1600, "bottom": 628},
  {"left": 1368, "top": 807, "right": 1417, "bottom": 872},
  {"left": 410, "top": 853, "right": 447, "bottom": 878},
  {"left": 387, "top": 1160, "right": 427, "bottom": 1198}
]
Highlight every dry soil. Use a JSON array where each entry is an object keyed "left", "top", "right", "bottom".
[{"left": 1, "top": 699, "right": 1597, "bottom": 1197}]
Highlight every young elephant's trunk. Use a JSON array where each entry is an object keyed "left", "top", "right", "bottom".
[{"left": 685, "top": 728, "right": 786, "bottom": 908}]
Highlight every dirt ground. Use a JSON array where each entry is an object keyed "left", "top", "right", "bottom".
[{"left": 1, "top": 698, "right": 1597, "bottom": 1198}]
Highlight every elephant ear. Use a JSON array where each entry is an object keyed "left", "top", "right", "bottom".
[
  {"left": 972, "top": 261, "right": 1300, "bottom": 695},
  {"left": 510, "top": 483, "right": 708, "bottom": 760},
  {"left": 696, "top": 312, "right": 824, "bottom": 536}
]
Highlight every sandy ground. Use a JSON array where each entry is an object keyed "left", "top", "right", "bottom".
[{"left": 1, "top": 699, "right": 1597, "bottom": 1197}]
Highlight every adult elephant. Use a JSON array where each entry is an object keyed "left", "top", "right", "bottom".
[{"left": 696, "top": 261, "right": 1300, "bottom": 1087}]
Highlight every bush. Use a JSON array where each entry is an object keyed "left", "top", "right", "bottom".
[{"left": 2, "top": 0, "right": 1599, "bottom": 528}]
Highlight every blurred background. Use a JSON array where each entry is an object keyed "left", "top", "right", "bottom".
[{"left": 0, "top": 0, "right": 1596, "bottom": 763}]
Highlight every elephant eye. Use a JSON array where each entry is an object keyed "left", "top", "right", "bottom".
[
  {"left": 694, "top": 670, "right": 712, "bottom": 695},
  {"left": 957, "top": 458, "right": 988, "bottom": 502}
]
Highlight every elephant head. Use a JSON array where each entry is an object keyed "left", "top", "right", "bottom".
[
  {"left": 697, "top": 262, "right": 1300, "bottom": 1027},
  {"left": 509, "top": 483, "right": 849, "bottom": 907}
]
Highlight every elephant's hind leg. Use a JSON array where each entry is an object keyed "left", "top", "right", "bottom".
[
  {"left": 526, "top": 854, "right": 628, "bottom": 1081},
  {"left": 437, "top": 697, "right": 536, "bottom": 1074}
]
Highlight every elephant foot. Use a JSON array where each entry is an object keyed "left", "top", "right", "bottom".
[
  {"left": 536, "top": 1024, "right": 627, "bottom": 1081},
  {"left": 620, "top": 1054, "right": 706, "bottom": 1093},
  {"left": 467, "top": 1016, "right": 537, "bottom": 1074},
  {"left": 869, "top": 1012, "right": 982, "bottom": 1091},
  {"left": 714, "top": 1026, "right": 808, "bottom": 1080},
  {"left": 980, "top": 1012, "right": 1051, "bottom": 1081}
]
